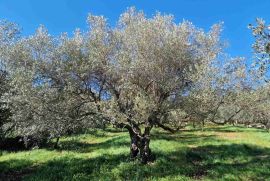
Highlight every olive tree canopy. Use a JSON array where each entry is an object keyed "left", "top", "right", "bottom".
[{"left": 0, "top": 7, "right": 228, "bottom": 162}]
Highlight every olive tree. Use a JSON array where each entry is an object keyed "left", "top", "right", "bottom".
[
  {"left": 182, "top": 55, "right": 249, "bottom": 127},
  {"left": 1, "top": 8, "right": 224, "bottom": 163},
  {"left": 1, "top": 25, "right": 102, "bottom": 147},
  {"left": 247, "top": 18, "right": 270, "bottom": 128},
  {"left": 0, "top": 69, "right": 12, "bottom": 141},
  {"left": 88, "top": 8, "right": 223, "bottom": 163},
  {"left": 249, "top": 18, "right": 270, "bottom": 82},
  {"left": 0, "top": 20, "right": 19, "bottom": 141}
]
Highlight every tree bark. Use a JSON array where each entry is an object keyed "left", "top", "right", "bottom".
[
  {"left": 139, "top": 116, "right": 155, "bottom": 164},
  {"left": 118, "top": 117, "right": 155, "bottom": 164},
  {"left": 128, "top": 128, "right": 154, "bottom": 164},
  {"left": 54, "top": 137, "right": 60, "bottom": 149},
  {"left": 140, "top": 134, "right": 153, "bottom": 164},
  {"left": 129, "top": 132, "right": 140, "bottom": 159}
]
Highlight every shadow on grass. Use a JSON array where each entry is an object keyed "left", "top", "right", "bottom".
[
  {"left": 184, "top": 125, "right": 268, "bottom": 133},
  {"left": 2, "top": 143, "right": 270, "bottom": 180},
  {"left": 152, "top": 132, "right": 217, "bottom": 143},
  {"left": 104, "top": 127, "right": 128, "bottom": 133},
  {"left": 1, "top": 131, "right": 270, "bottom": 180},
  {"left": 184, "top": 143, "right": 270, "bottom": 180},
  {"left": 53, "top": 131, "right": 217, "bottom": 153},
  {"left": 0, "top": 159, "right": 35, "bottom": 181},
  {"left": 52, "top": 135, "right": 130, "bottom": 153}
]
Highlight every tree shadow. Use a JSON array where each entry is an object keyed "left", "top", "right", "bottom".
[
  {"left": 3, "top": 142, "right": 270, "bottom": 180},
  {"left": 2, "top": 129, "right": 270, "bottom": 180},
  {"left": 187, "top": 125, "right": 268, "bottom": 133},
  {"left": 183, "top": 143, "right": 270, "bottom": 180},
  {"left": 152, "top": 132, "right": 217, "bottom": 143},
  {"left": 0, "top": 154, "right": 132, "bottom": 181},
  {"left": 50, "top": 135, "right": 130, "bottom": 153},
  {"left": 104, "top": 127, "right": 128, "bottom": 133},
  {"left": 51, "top": 131, "right": 218, "bottom": 153},
  {"left": 0, "top": 159, "right": 35, "bottom": 181}
]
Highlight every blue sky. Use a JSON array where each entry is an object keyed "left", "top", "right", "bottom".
[{"left": 0, "top": 0, "right": 269, "bottom": 59}]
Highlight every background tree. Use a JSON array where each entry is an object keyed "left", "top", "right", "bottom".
[
  {"left": 247, "top": 19, "right": 270, "bottom": 128},
  {"left": 182, "top": 56, "right": 249, "bottom": 128},
  {"left": 0, "top": 20, "right": 19, "bottom": 142}
]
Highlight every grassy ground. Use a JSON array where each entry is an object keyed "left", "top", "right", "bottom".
[{"left": 1, "top": 125, "right": 270, "bottom": 181}]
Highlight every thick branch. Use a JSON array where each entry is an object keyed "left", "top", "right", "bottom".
[
  {"left": 155, "top": 120, "right": 178, "bottom": 133},
  {"left": 211, "top": 108, "right": 242, "bottom": 125}
]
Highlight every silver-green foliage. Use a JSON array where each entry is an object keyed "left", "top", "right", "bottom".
[{"left": 0, "top": 8, "right": 235, "bottom": 152}]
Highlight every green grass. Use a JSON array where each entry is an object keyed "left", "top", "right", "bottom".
[{"left": 1, "top": 125, "right": 270, "bottom": 181}]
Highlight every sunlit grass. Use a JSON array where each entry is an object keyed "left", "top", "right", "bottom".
[{"left": 1, "top": 125, "right": 270, "bottom": 180}]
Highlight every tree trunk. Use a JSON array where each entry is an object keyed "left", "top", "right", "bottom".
[
  {"left": 129, "top": 132, "right": 154, "bottom": 164},
  {"left": 201, "top": 119, "right": 205, "bottom": 131},
  {"left": 125, "top": 114, "right": 155, "bottom": 164},
  {"left": 54, "top": 137, "right": 60, "bottom": 149},
  {"left": 140, "top": 135, "right": 153, "bottom": 164},
  {"left": 129, "top": 133, "right": 139, "bottom": 159},
  {"left": 192, "top": 120, "right": 196, "bottom": 128}
]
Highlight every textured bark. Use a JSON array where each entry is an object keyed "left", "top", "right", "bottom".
[
  {"left": 129, "top": 134, "right": 154, "bottom": 164},
  {"left": 128, "top": 130, "right": 155, "bottom": 163},
  {"left": 140, "top": 135, "right": 153, "bottom": 164},
  {"left": 123, "top": 114, "right": 157, "bottom": 164},
  {"left": 139, "top": 115, "right": 155, "bottom": 164},
  {"left": 130, "top": 133, "right": 140, "bottom": 159}
]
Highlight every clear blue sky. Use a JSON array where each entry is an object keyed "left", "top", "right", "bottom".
[{"left": 0, "top": 0, "right": 269, "bottom": 59}]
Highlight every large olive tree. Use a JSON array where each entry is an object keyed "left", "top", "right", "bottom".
[
  {"left": 87, "top": 8, "right": 223, "bottom": 163},
  {"left": 1, "top": 8, "right": 224, "bottom": 163}
]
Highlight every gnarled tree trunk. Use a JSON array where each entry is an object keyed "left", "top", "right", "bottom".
[
  {"left": 139, "top": 134, "right": 153, "bottom": 164},
  {"left": 128, "top": 129, "right": 154, "bottom": 164},
  {"left": 119, "top": 116, "right": 156, "bottom": 164},
  {"left": 129, "top": 132, "right": 140, "bottom": 159},
  {"left": 128, "top": 134, "right": 154, "bottom": 164}
]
